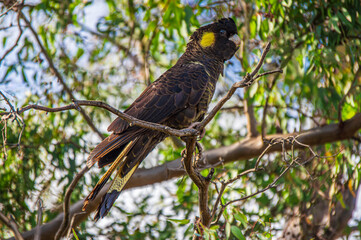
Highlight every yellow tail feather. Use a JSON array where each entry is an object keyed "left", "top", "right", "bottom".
[
  {"left": 83, "top": 140, "right": 136, "bottom": 210},
  {"left": 108, "top": 161, "right": 141, "bottom": 193},
  {"left": 94, "top": 140, "right": 136, "bottom": 186}
]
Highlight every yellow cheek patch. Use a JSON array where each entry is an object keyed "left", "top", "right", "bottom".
[{"left": 200, "top": 32, "right": 215, "bottom": 48}]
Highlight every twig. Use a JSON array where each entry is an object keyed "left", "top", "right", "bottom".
[
  {"left": 198, "top": 42, "right": 282, "bottom": 130},
  {"left": 0, "top": 0, "right": 21, "bottom": 18},
  {"left": 19, "top": 11, "right": 105, "bottom": 140},
  {"left": 0, "top": 212, "right": 24, "bottom": 240},
  {"left": 5, "top": 100, "right": 199, "bottom": 137},
  {"left": 79, "top": 23, "right": 142, "bottom": 67},
  {"left": 209, "top": 140, "right": 278, "bottom": 224},
  {"left": 0, "top": 10, "right": 23, "bottom": 64},
  {"left": 34, "top": 199, "right": 43, "bottom": 240},
  {"left": 54, "top": 166, "right": 89, "bottom": 240},
  {"left": 0, "top": 91, "right": 25, "bottom": 156},
  {"left": 0, "top": 91, "right": 21, "bottom": 126},
  {"left": 223, "top": 155, "right": 295, "bottom": 208},
  {"left": 66, "top": 212, "right": 87, "bottom": 239},
  {"left": 250, "top": 43, "right": 271, "bottom": 77}
]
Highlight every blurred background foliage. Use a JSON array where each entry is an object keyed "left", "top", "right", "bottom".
[{"left": 0, "top": 0, "right": 360, "bottom": 239}]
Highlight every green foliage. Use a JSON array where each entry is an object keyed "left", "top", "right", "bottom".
[{"left": 0, "top": 0, "right": 360, "bottom": 239}]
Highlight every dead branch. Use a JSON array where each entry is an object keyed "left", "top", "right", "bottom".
[{"left": 0, "top": 91, "right": 25, "bottom": 159}]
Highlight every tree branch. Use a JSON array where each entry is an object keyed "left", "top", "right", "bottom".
[
  {"left": 79, "top": 23, "right": 142, "bottom": 67},
  {"left": 198, "top": 43, "right": 282, "bottom": 130},
  {"left": 8, "top": 112, "right": 361, "bottom": 240},
  {"left": 3, "top": 100, "right": 199, "bottom": 137},
  {"left": 243, "top": 99, "right": 258, "bottom": 137},
  {"left": 19, "top": 11, "right": 105, "bottom": 140},
  {"left": 0, "top": 0, "right": 22, "bottom": 18},
  {"left": 0, "top": 212, "right": 24, "bottom": 240},
  {"left": 0, "top": 9, "right": 23, "bottom": 64},
  {"left": 54, "top": 166, "right": 89, "bottom": 240}
]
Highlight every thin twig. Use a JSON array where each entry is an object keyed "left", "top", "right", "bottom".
[
  {"left": 224, "top": 157, "right": 294, "bottom": 208},
  {"left": 0, "top": 91, "right": 21, "bottom": 125},
  {"left": 54, "top": 166, "right": 89, "bottom": 240},
  {"left": 0, "top": 0, "right": 21, "bottom": 18},
  {"left": 19, "top": 11, "right": 105, "bottom": 140},
  {"left": 209, "top": 140, "right": 278, "bottom": 224},
  {"left": 0, "top": 91, "right": 26, "bottom": 151},
  {"left": 198, "top": 43, "right": 281, "bottom": 130},
  {"left": 0, "top": 212, "right": 24, "bottom": 240},
  {"left": 0, "top": 10, "right": 23, "bottom": 64},
  {"left": 250, "top": 43, "right": 271, "bottom": 77}
]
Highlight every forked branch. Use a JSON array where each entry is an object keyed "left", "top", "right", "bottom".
[{"left": 182, "top": 42, "right": 283, "bottom": 237}]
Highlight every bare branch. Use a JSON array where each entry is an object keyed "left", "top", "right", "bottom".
[
  {"left": 250, "top": 42, "right": 271, "bottom": 77},
  {"left": 224, "top": 152, "right": 294, "bottom": 208},
  {"left": 0, "top": 212, "right": 24, "bottom": 240},
  {"left": 0, "top": 0, "right": 21, "bottom": 18},
  {"left": 199, "top": 43, "right": 282, "bottom": 130},
  {"left": 19, "top": 11, "right": 105, "bottom": 140},
  {"left": 0, "top": 10, "right": 23, "bottom": 64},
  {"left": 79, "top": 23, "right": 142, "bottom": 67},
  {"left": 0, "top": 91, "right": 25, "bottom": 158},
  {"left": 54, "top": 166, "right": 89, "bottom": 240},
  {"left": 183, "top": 136, "right": 213, "bottom": 236},
  {"left": 5, "top": 100, "right": 199, "bottom": 137}
]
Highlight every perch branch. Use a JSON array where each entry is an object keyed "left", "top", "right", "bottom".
[{"left": 3, "top": 100, "right": 199, "bottom": 137}]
